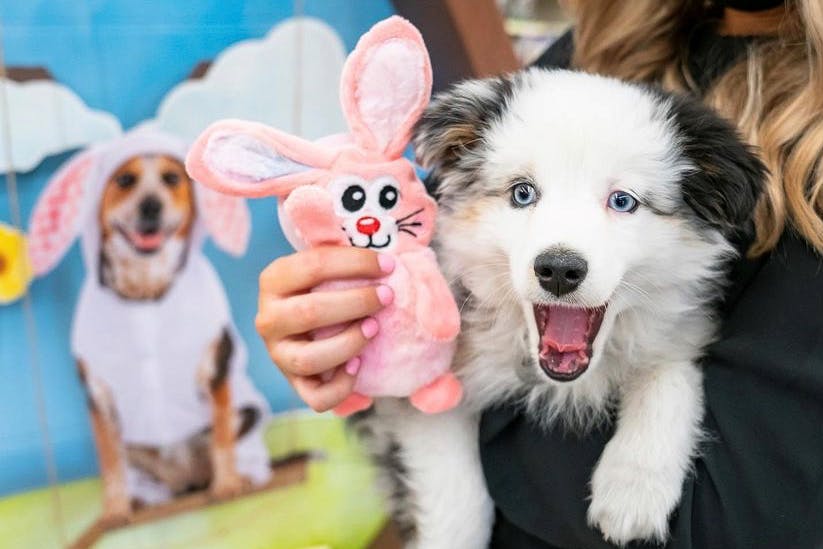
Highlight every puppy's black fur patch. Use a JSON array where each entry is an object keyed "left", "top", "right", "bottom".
[
  {"left": 375, "top": 439, "right": 417, "bottom": 543},
  {"left": 348, "top": 411, "right": 418, "bottom": 543},
  {"left": 415, "top": 68, "right": 766, "bottom": 246},
  {"left": 414, "top": 75, "right": 519, "bottom": 207},
  {"left": 662, "top": 92, "right": 767, "bottom": 240}
]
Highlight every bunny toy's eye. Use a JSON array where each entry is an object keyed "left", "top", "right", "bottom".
[
  {"left": 378, "top": 185, "right": 399, "bottom": 210},
  {"left": 341, "top": 185, "right": 367, "bottom": 212}
]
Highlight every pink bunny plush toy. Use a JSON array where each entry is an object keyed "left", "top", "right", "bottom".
[{"left": 186, "top": 16, "right": 462, "bottom": 417}]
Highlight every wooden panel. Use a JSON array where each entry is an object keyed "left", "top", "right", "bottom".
[
  {"left": 69, "top": 454, "right": 309, "bottom": 549},
  {"left": 392, "top": 0, "right": 520, "bottom": 91},
  {"left": 443, "top": 0, "right": 520, "bottom": 77},
  {"left": 3, "top": 66, "right": 53, "bottom": 82}
]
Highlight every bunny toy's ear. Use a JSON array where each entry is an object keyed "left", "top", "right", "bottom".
[
  {"left": 28, "top": 149, "right": 96, "bottom": 276},
  {"left": 340, "top": 16, "right": 433, "bottom": 160},
  {"left": 186, "top": 119, "right": 338, "bottom": 199}
]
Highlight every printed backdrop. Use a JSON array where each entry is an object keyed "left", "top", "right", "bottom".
[{"left": 0, "top": 0, "right": 394, "bottom": 497}]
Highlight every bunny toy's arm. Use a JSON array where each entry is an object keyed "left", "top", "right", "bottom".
[
  {"left": 402, "top": 248, "right": 461, "bottom": 342},
  {"left": 282, "top": 185, "right": 349, "bottom": 248}
]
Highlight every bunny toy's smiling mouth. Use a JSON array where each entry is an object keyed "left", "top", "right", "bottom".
[
  {"left": 344, "top": 214, "right": 396, "bottom": 249},
  {"left": 347, "top": 233, "right": 392, "bottom": 249}
]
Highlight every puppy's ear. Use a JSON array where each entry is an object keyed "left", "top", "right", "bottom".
[
  {"left": 667, "top": 94, "right": 767, "bottom": 239},
  {"left": 413, "top": 75, "right": 517, "bottom": 196}
]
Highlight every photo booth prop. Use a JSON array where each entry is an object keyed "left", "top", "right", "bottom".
[
  {"left": 28, "top": 128, "right": 272, "bottom": 524},
  {"left": 0, "top": 2, "right": 405, "bottom": 547}
]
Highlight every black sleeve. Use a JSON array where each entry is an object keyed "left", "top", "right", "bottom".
[
  {"left": 531, "top": 29, "right": 574, "bottom": 70},
  {"left": 480, "top": 234, "right": 823, "bottom": 549}
]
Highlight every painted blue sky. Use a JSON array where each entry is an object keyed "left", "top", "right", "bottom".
[{"left": 0, "top": 0, "right": 394, "bottom": 496}]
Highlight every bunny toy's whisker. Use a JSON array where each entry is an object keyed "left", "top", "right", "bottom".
[
  {"left": 396, "top": 208, "right": 424, "bottom": 224},
  {"left": 399, "top": 228, "right": 419, "bottom": 237},
  {"left": 398, "top": 221, "right": 423, "bottom": 228}
]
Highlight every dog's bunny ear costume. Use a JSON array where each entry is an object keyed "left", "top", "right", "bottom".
[
  {"left": 28, "top": 129, "right": 271, "bottom": 503},
  {"left": 187, "top": 17, "right": 463, "bottom": 416},
  {"left": 29, "top": 128, "right": 249, "bottom": 276}
]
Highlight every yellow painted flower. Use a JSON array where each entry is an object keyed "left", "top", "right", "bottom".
[{"left": 0, "top": 222, "right": 32, "bottom": 304}]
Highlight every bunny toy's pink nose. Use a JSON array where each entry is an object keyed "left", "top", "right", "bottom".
[{"left": 356, "top": 216, "right": 381, "bottom": 236}]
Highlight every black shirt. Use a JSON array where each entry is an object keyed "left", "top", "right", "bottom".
[{"left": 479, "top": 28, "right": 823, "bottom": 549}]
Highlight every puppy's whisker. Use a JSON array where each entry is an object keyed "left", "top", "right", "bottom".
[
  {"left": 470, "top": 273, "right": 519, "bottom": 313},
  {"left": 458, "top": 294, "right": 474, "bottom": 314},
  {"left": 444, "top": 262, "right": 510, "bottom": 286},
  {"left": 622, "top": 270, "right": 668, "bottom": 291},
  {"left": 483, "top": 288, "right": 520, "bottom": 329},
  {"left": 617, "top": 281, "right": 656, "bottom": 309}
]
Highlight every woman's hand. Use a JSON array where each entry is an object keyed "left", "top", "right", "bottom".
[{"left": 255, "top": 246, "right": 395, "bottom": 412}]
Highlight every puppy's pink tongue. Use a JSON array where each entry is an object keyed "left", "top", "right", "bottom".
[
  {"left": 542, "top": 307, "right": 589, "bottom": 352},
  {"left": 535, "top": 306, "right": 591, "bottom": 375}
]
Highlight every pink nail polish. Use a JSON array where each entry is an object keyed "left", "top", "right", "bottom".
[
  {"left": 378, "top": 254, "right": 395, "bottom": 274},
  {"left": 345, "top": 357, "right": 361, "bottom": 376},
  {"left": 361, "top": 317, "right": 379, "bottom": 339},
  {"left": 376, "top": 285, "right": 394, "bottom": 306}
]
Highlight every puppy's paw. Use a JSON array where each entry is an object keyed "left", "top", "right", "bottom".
[{"left": 588, "top": 459, "right": 681, "bottom": 546}]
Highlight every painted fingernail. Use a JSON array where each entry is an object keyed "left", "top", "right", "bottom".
[
  {"left": 376, "top": 285, "right": 394, "bottom": 306},
  {"left": 361, "top": 317, "right": 379, "bottom": 339},
  {"left": 345, "top": 357, "right": 361, "bottom": 376},
  {"left": 378, "top": 254, "right": 395, "bottom": 274}
]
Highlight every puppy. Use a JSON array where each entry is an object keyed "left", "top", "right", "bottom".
[
  {"left": 356, "top": 69, "right": 765, "bottom": 547},
  {"left": 29, "top": 131, "right": 271, "bottom": 522}
]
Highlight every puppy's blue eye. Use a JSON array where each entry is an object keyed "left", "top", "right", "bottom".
[
  {"left": 511, "top": 181, "right": 538, "bottom": 208},
  {"left": 607, "top": 191, "right": 638, "bottom": 213}
]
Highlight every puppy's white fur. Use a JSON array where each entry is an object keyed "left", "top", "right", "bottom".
[
  {"left": 359, "top": 70, "right": 763, "bottom": 548},
  {"left": 361, "top": 401, "right": 493, "bottom": 549}
]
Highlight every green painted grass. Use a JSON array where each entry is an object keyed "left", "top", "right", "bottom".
[{"left": 0, "top": 412, "right": 387, "bottom": 549}]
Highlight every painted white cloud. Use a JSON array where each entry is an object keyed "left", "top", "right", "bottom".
[
  {"left": 151, "top": 17, "right": 347, "bottom": 143},
  {"left": 0, "top": 79, "right": 122, "bottom": 173}
]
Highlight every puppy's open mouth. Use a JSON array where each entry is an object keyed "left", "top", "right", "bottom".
[{"left": 533, "top": 304, "right": 606, "bottom": 381}]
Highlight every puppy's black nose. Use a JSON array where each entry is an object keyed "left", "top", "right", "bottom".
[
  {"left": 138, "top": 196, "right": 163, "bottom": 233},
  {"left": 534, "top": 249, "right": 588, "bottom": 297}
]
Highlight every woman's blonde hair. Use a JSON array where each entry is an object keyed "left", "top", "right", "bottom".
[{"left": 566, "top": 0, "right": 823, "bottom": 256}]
